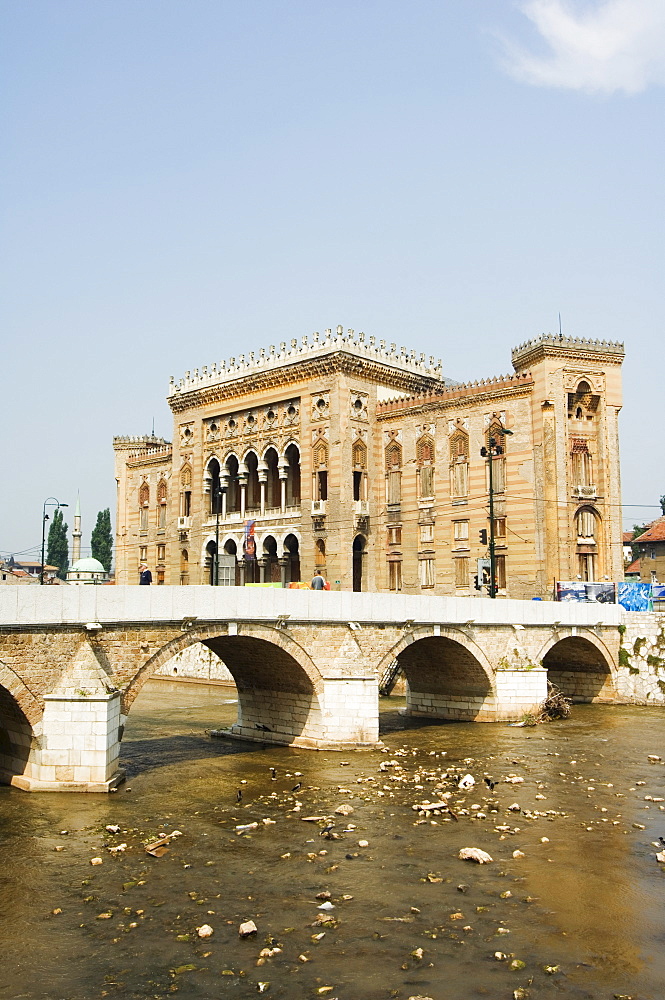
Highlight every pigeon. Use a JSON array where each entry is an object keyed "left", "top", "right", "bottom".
[
  {"left": 255, "top": 723, "right": 272, "bottom": 732},
  {"left": 236, "top": 789, "right": 243, "bottom": 803},
  {"left": 292, "top": 782, "right": 302, "bottom": 792},
  {"left": 484, "top": 777, "right": 495, "bottom": 791},
  {"left": 270, "top": 768, "right": 277, "bottom": 780}
]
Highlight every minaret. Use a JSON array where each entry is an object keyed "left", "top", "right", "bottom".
[{"left": 72, "top": 494, "right": 82, "bottom": 564}]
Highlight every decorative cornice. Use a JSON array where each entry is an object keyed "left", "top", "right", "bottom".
[
  {"left": 168, "top": 327, "right": 445, "bottom": 402},
  {"left": 512, "top": 334, "right": 624, "bottom": 372},
  {"left": 168, "top": 350, "right": 447, "bottom": 414},
  {"left": 376, "top": 372, "right": 534, "bottom": 419}
]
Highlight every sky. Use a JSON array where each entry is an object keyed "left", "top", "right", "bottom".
[{"left": 1, "top": 0, "right": 663, "bottom": 560}]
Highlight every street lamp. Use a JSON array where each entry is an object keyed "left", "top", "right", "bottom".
[
  {"left": 40, "top": 497, "right": 69, "bottom": 585},
  {"left": 213, "top": 483, "right": 227, "bottom": 585},
  {"left": 480, "top": 427, "right": 513, "bottom": 599}
]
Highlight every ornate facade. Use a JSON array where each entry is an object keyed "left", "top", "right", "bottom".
[{"left": 114, "top": 327, "right": 624, "bottom": 597}]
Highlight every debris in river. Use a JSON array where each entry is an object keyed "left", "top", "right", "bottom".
[
  {"left": 235, "top": 822, "right": 259, "bottom": 833},
  {"left": 105, "top": 824, "right": 120, "bottom": 834},
  {"left": 458, "top": 848, "right": 493, "bottom": 864},
  {"left": 512, "top": 850, "right": 526, "bottom": 858},
  {"left": 334, "top": 804, "right": 354, "bottom": 816},
  {"left": 239, "top": 919, "right": 258, "bottom": 938},
  {"left": 458, "top": 774, "right": 475, "bottom": 789},
  {"left": 90, "top": 857, "right": 103, "bottom": 865},
  {"left": 197, "top": 924, "right": 214, "bottom": 938}
]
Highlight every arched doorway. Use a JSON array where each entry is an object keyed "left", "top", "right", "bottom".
[
  {"left": 284, "top": 533, "right": 300, "bottom": 584},
  {"left": 394, "top": 634, "right": 494, "bottom": 722},
  {"left": 205, "top": 540, "right": 217, "bottom": 585},
  {"left": 245, "top": 451, "right": 260, "bottom": 513},
  {"left": 0, "top": 685, "right": 33, "bottom": 786},
  {"left": 542, "top": 636, "right": 614, "bottom": 702},
  {"left": 265, "top": 448, "right": 280, "bottom": 510},
  {"left": 285, "top": 443, "right": 301, "bottom": 506},
  {"left": 262, "top": 535, "right": 280, "bottom": 583},
  {"left": 353, "top": 534, "right": 365, "bottom": 592},
  {"left": 224, "top": 538, "right": 240, "bottom": 586}
]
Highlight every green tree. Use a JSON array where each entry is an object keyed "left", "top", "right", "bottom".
[
  {"left": 46, "top": 508, "right": 69, "bottom": 580},
  {"left": 91, "top": 508, "right": 113, "bottom": 572},
  {"left": 631, "top": 523, "right": 647, "bottom": 562}
]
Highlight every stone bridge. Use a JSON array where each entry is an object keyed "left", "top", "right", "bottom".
[{"left": 0, "top": 586, "right": 649, "bottom": 792}]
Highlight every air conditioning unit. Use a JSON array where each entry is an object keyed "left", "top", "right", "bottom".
[
  {"left": 177, "top": 516, "right": 191, "bottom": 529},
  {"left": 311, "top": 500, "right": 327, "bottom": 515}
]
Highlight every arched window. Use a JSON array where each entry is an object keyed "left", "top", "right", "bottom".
[
  {"left": 139, "top": 482, "right": 149, "bottom": 530},
  {"left": 315, "top": 538, "right": 326, "bottom": 568},
  {"left": 417, "top": 435, "right": 435, "bottom": 499},
  {"left": 180, "top": 548, "right": 189, "bottom": 585},
  {"left": 450, "top": 430, "right": 468, "bottom": 499},
  {"left": 312, "top": 442, "right": 328, "bottom": 502},
  {"left": 576, "top": 507, "right": 599, "bottom": 581},
  {"left": 352, "top": 440, "right": 367, "bottom": 502},
  {"left": 265, "top": 447, "right": 280, "bottom": 508},
  {"left": 245, "top": 451, "right": 260, "bottom": 511},
  {"left": 285, "top": 443, "right": 301, "bottom": 505},
  {"left": 385, "top": 442, "right": 402, "bottom": 505},
  {"left": 571, "top": 439, "right": 593, "bottom": 487},
  {"left": 485, "top": 421, "right": 506, "bottom": 494},
  {"left": 284, "top": 533, "right": 300, "bottom": 583},
  {"left": 180, "top": 465, "right": 192, "bottom": 517},
  {"left": 157, "top": 479, "right": 167, "bottom": 529},
  {"left": 225, "top": 454, "right": 240, "bottom": 513}
]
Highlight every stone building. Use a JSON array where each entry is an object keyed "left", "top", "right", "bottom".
[{"left": 113, "top": 327, "right": 624, "bottom": 597}]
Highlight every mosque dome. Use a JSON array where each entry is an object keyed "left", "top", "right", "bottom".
[{"left": 70, "top": 557, "right": 106, "bottom": 574}]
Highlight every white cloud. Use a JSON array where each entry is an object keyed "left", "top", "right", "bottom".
[{"left": 501, "top": 0, "right": 665, "bottom": 94}]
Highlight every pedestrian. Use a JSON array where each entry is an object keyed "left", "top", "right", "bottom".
[
  {"left": 139, "top": 563, "right": 152, "bottom": 585},
  {"left": 311, "top": 569, "right": 326, "bottom": 590}
]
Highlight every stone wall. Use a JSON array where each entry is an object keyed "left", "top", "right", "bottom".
[
  {"left": 154, "top": 642, "right": 233, "bottom": 684},
  {"left": 615, "top": 612, "right": 665, "bottom": 705}
]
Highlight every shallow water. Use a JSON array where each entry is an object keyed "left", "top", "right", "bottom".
[{"left": 1, "top": 680, "right": 664, "bottom": 1000}]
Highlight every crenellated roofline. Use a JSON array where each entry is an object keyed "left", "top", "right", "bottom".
[{"left": 168, "top": 326, "right": 445, "bottom": 400}]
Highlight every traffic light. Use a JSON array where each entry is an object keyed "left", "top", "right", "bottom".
[
  {"left": 473, "top": 575, "right": 481, "bottom": 591},
  {"left": 479, "top": 528, "right": 487, "bottom": 545}
]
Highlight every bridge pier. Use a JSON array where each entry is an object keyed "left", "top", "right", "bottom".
[{"left": 223, "top": 675, "right": 379, "bottom": 749}]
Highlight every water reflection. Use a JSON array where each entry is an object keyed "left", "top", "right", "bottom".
[{"left": 0, "top": 679, "right": 663, "bottom": 1000}]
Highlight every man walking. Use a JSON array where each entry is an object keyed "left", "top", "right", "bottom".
[
  {"left": 139, "top": 563, "right": 152, "bottom": 585},
  {"left": 311, "top": 569, "right": 326, "bottom": 590}
]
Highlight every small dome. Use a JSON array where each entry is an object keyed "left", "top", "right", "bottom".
[{"left": 70, "top": 557, "right": 106, "bottom": 573}]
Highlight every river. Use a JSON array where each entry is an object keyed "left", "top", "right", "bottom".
[{"left": 1, "top": 679, "right": 663, "bottom": 1000}]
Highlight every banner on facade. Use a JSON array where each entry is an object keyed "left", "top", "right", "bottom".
[
  {"left": 243, "top": 519, "right": 256, "bottom": 560},
  {"left": 617, "top": 581, "right": 652, "bottom": 611},
  {"left": 556, "top": 582, "right": 615, "bottom": 603},
  {"left": 652, "top": 584, "right": 665, "bottom": 603}
]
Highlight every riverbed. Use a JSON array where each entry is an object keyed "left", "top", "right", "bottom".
[{"left": 1, "top": 679, "right": 663, "bottom": 1000}]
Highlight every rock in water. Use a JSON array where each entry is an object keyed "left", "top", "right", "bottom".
[
  {"left": 458, "top": 847, "right": 493, "bottom": 864},
  {"left": 239, "top": 919, "right": 258, "bottom": 938}
]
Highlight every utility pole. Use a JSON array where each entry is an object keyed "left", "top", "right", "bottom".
[{"left": 480, "top": 427, "right": 513, "bottom": 598}]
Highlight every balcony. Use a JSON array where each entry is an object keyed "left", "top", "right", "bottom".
[
  {"left": 573, "top": 484, "right": 597, "bottom": 500},
  {"left": 311, "top": 499, "right": 327, "bottom": 515},
  {"left": 177, "top": 516, "right": 191, "bottom": 530},
  {"left": 354, "top": 500, "right": 369, "bottom": 516}
]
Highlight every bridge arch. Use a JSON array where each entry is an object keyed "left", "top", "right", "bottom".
[
  {"left": 379, "top": 629, "right": 496, "bottom": 721},
  {"left": 123, "top": 624, "right": 325, "bottom": 746},
  {"left": 537, "top": 632, "right": 616, "bottom": 702},
  {"left": 0, "top": 661, "right": 39, "bottom": 785}
]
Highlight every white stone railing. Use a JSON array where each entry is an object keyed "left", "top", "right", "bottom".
[{"left": 0, "top": 586, "right": 624, "bottom": 629}]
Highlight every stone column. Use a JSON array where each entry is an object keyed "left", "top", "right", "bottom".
[
  {"left": 258, "top": 557, "right": 268, "bottom": 583},
  {"left": 279, "top": 472, "right": 287, "bottom": 513},
  {"left": 239, "top": 476, "right": 247, "bottom": 519},
  {"left": 279, "top": 556, "right": 289, "bottom": 588},
  {"left": 258, "top": 471, "right": 267, "bottom": 516}
]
